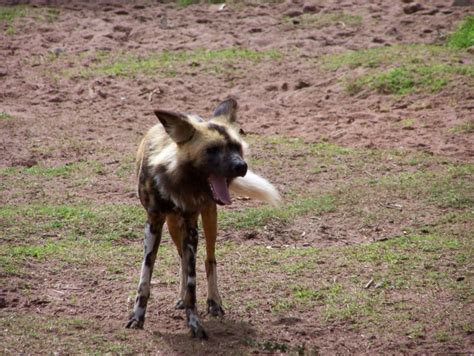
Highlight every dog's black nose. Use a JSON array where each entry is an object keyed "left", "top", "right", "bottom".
[{"left": 234, "top": 161, "right": 247, "bottom": 177}]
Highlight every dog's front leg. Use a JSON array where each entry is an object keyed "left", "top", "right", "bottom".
[
  {"left": 182, "top": 213, "right": 207, "bottom": 339},
  {"left": 201, "top": 203, "right": 224, "bottom": 317},
  {"left": 126, "top": 213, "right": 164, "bottom": 329}
]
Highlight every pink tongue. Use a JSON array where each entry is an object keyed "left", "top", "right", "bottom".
[{"left": 208, "top": 174, "right": 232, "bottom": 205}]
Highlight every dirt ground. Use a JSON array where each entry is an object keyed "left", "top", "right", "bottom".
[{"left": 1, "top": 0, "right": 473, "bottom": 354}]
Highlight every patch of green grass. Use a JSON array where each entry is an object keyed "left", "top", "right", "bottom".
[
  {"left": 450, "top": 121, "right": 474, "bottom": 134},
  {"left": 271, "top": 299, "right": 295, "bottom": 313},
  {"left": 116, "top": 155, "right": 135, "bottom": 178},
  {"left": 67, "top": 48, "right": 281, "bottom": 78},
  {"left": 434, "top": 331, "right": 451, "bottom": 342},
  {"left": 346, "top": 64, "right": 473, "bottom": 95},
  {"left": 0, "top": 112, "right": 14, "bottom": 120},
  {"left": 0, "top": 161, "right": 106, "bottom": 193},
  {"left": 219, "top": 194, "right": 335, "bottom": 229},
  {"left": 0, "top": 161, "right": 98, "bottom": 178},
  {"left": 400, "top": 118, "right": 415, "bottom": 128},
  {"left": 0, "top": 203, "right": 145, "bottom": 244},
  {"left": 292, "top": 285, "right": 325, "bottom": 303},
  {"left": 0, "top": 5, "right": 27, "bottom": 22},
  {"left": 322, "top": 44, "right": 459, "bottom": 70},
  {"left": 0, "top": 239, "right": 131, "bottom": 276},
  {"left": 294, "top": 11, "right": 362, "bottom": 28},
  {"left": 5, "top": 25, "right": 15, "bottom": 35},
  {"left": 407, "top": 323, "right": 425, "bottom": 340},
  {"left": 0, "top": 314, "right": 155, "bottom": 354},
  {"left": 447, "top": 16, "right": 474, "bottom": 49}
]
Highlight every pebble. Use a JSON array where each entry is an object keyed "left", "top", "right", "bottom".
[
  {"left": 294, "top": 80, "right": 311, "bottom": 90},
  {"left": 420, "top": 8, "right": 439, "bottom": 15},
  {"left": 284, "top": 9, "right": 303, "bottom": 17},
  {"left": 403, "top": 3, "right": 424, "bottom": 14},
  {"left": 452, "top": 0, "right": 473, "bottom": 5},
  {"left": 302, "top": 4, "right": 319, "bottom": 13}
]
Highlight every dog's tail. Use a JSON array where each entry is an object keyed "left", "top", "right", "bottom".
[{"left": 229, "top": 170, "right": 282, "bottom": 207}]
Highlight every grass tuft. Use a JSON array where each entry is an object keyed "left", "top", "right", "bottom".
[
  {"left": 219, "top": 194, "right": 335, "bottom": 229},
  {"left": 66, "top": 48, "right": 280, "bottom": 78},
  {"left": 450, "top": 121, "right": 474, "bottom": 134},
  {"left": 322, "top": 44, "right": 460, "bottom": 70},
  {"left": 0, "top": 112, "right": 14, "bottom": 120},
  {"left": 0, "top": 5, "right": 26, "bottom": 22},
  {"left": 447, "top": 16, "right": 474, "bottom": 49},
  {"left": 346, "top": 64, "right": 473, "bottom": 95}
]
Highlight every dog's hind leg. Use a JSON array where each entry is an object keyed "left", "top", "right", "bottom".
[
  {"left": 166, "top": 213, "right": 186, "bottom": 310},
  {"left": 182, "top": 212, "right": 207, "bottom": 339},
  {"left": 201, "top": 203, "right": 224, "bottom": 317},
  {"left": 126, "top": 212, "right": 164, "bottom": 329}
]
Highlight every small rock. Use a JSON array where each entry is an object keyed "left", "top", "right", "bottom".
[
  {"left": 421, "top": 8, "right": 439, "bottom": 15},
  {"left": 97, "top": 90, "right": 107, "bottom": 99},
  {"left": 403, "top": 3, "right": 423, "bottom": 14},
  {"left": 452, "top": 0, "right": 473, "bottom": 5},
  {"left": 14, "top": 159, "right": 37, "bottom": 168},
  {"left": 264, "top": 84, "right": 279, "bottom": 91},
  {"left": 48, "top": 95, "right": 65, "bottom": 103},
  {"left": 249, "top": 28, "right": 263, "bottom": 33},
  {"left": 196, "top": 18, "right": 211, "bottom": 24},
  {"left": 113, "top": 25, "right": 132, "bottom": 33},
  {"left": 51, "top": 47, "right": 65, "bottom": 57},
  {"left": 284, "top": 9, "right": 303, "bottom": 17},
  {"left": 281, "top": 82, "right": 289, "bottom": 91},
  {"left": 244, "top": 231, "right": 257, "bottom": 240},
  {"left": 0, "top": 68, "right": 8, "bottom": 77},
  {"left": 423, "top": 28, "right": 433, "bottom": 33},
  {"left": 303, "top": 4, "right": 319, "bottom": 13},
  {"left": 294, "top": 80, "right": 311, "bottom": 90},
  {"left": 115, "top": 10, "right": 129, "bottom": 15},
  {"left": 456, "top": 276, "right": 465, "bottom": 281},
  {"left": 372, "top": 37, "right": 385, "bottom": 43}
]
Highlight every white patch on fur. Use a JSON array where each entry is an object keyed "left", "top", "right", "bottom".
[
  {"left": 148, "top": 144, "right": 178, "bottom": 173},
  {"left": 187, "top": 114, "right": 204, "bottom": 123},
  {"left": 229, "top": 170, "right": 282, "bottom": 207},
  {"left": 188, "top": 313, "right": 199, "bottom": 329},
  {"left": 187, "top": 277, "right": 196, "bottom": 286}
]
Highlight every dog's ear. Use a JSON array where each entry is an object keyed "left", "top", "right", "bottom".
[
  {"left": 154, "top": 110, "right": 196, "bottom": 144},
  {"left": 212, "top": 98, "right": 238, "bottom": 124}
]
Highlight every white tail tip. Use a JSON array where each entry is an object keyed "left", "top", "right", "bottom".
[{"left": 229, "top": 170, "right": 282, "bottom": 207}]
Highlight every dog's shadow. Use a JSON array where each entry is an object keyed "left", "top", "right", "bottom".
[{"left": 157, "top": 318, "right": 256, "bottom": 354}]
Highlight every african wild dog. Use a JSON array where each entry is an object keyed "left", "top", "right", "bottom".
[{"left": 126, "top": 98, "right": 281, "bottom": 339}]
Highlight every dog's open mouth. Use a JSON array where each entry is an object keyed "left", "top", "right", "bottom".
[{"left": 208, "top": 174, "right": 231, "bottom": 206}]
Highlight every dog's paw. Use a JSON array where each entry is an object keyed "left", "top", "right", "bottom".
[
  {"left": 125, "top": 314, "right": 144, "bottom": 329},
  {"left": 190, "top": 324, "right": 208, "bottom": 340},
  {"left": 207, "top": 299, "right": 225, "bottom": 317},
  {"left": 175, "top": 299, "right": 185, "bottom": 309}
]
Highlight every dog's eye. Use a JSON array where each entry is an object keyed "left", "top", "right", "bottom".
[{"left": 206, "top": 145, "right": 221, "bottom": 155}]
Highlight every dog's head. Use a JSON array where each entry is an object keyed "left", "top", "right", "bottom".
[{"left": 154, "top": 98, "right": 248, "bottom": 206}]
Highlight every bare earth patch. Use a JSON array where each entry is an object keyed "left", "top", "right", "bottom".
[{"left": 1, "top": 0, "right": 473, "bottom": 354}]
